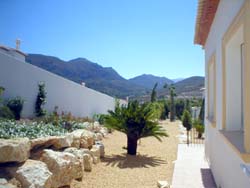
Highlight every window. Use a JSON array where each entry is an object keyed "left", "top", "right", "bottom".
[{"left": 208, "top": 56, "right": 216, "bottom": 123}]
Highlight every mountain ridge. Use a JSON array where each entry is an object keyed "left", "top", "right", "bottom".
[{"left": 26, "top": 54, "right": 204, "bottom": 99}]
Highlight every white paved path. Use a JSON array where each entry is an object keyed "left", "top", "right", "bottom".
[{"left": 171, "top": 144, "right": 216, "bottom": 188}]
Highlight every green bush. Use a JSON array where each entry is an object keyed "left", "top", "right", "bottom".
[
  {"left": 7, "top": 97, "right": 24, "bottom": 120},
  {"left": 195, "top": 125, "right": 204, "bottom": 138},
  {"left": 35, "top": 83, "right": 47, "bottom": 117},
  {"left": 0, "top": 106, "right": 15, "bottom": 119}
]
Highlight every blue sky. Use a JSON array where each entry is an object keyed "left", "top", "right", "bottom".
[{"left": 0, "top": 0, "right": 204, "bottom": 79}]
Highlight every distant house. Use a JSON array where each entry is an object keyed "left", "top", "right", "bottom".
[{"left": 194, "top": 0, "right": 250, "bottom": 187}]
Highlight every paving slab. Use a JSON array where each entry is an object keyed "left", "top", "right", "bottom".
[{"left": 171, "top": 144, "right": 216, "bottom": 188}]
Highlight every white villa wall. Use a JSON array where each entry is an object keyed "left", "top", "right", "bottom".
[
  {"left": 0, "top": 50, "right": 121, "bottom": 118},
  {"left": 206, "top": 122, "right": 250, "bottom": 188},
  {"left": 204, "top": 0, "right": 250, "bottom": 187}
]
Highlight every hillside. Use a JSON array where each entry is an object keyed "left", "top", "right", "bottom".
[
  {"left": 129, "top": 74, "right": 173, "bottom": 89},
  {"left": 158, "top": 76, "right": 205, "bottom": 98},
  {"left": 26, "top": 54, "right": 148, "bottom": 99},
  {"left": 26, "top": 54, "right": 204, "bottom": 100}
]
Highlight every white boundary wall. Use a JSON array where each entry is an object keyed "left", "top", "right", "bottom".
[{"left": 0, "top": 50, "right": 124, "bottom": 118}]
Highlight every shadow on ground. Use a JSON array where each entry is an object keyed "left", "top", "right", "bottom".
[
  {"left": 101, "top": 153, "right": 167, "bottom": 169},
  {"left": 200, "top": 168, "right": 216, "bottom": 188}
]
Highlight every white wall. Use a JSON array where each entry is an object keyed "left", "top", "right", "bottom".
[
  {"left": 0, "top": 50, "right": 121, "bottom": 118},
  {"left": 205, "top": 122, "right": 250, "bottom": 188},
  {"left": 204, "top": 0, "right": 245, "bottom": 130},
  {"left": 204, "top": 0, "right": 250, "bottom": 187}
]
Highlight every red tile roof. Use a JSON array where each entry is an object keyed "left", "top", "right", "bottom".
[{"left": 194, "top": 0, "right": 220, "bottom": 46}]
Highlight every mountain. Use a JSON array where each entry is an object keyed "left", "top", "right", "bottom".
[
  {"left": 172, "top": 78, "right": 185, "bottom": 83},
  {"left": 26, "top": 54, "right": 204, "bottom": 100},
  {"left": 157, "top": 76, "right": 205, "bottom": 98},
  {"left": 129, "top": 74, "right": 173, "bottom": 89},
  {"left": 26, "top": 54, "right": 148, "bottom": 99}
]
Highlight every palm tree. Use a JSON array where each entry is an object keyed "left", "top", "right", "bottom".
[{"left": 104, "top": 101, "right": 168, "bottom": 155}]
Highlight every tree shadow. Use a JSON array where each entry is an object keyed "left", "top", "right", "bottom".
[
  {"left": 200, "top": 168, "right": 216, "bottom": 188},
  {"left": 101, "top": 153, "right": 167, "bottom": 169}
]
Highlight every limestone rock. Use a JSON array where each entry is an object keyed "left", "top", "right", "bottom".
[
  {"left": 0, "top": 138, "right": 30, "bottom": 163},
  {"left": 70, "top": 129, "right": 85, "bottom": 148},
  {"left": 15, "top": 160, "right": 52, "bottom": 188},
  {"left": 52, "top": 134, "right": 73, "bottom": 149},
  {"left": 94, "top": 133, "right": 103, "bottom": 141},
  {"left": 90, "top": 146, "right": 101, "bottom": 164},
  {"left": 94, "top": 143, "right": 105, "bottom": 158},
  {"left": 81, "top": 130, "right": 94, "bottom": 149},
  {"left": 0, "top": 178, "right": 19, "bottom": 188},
  {"left": 30, "top": 136, "right": 57, "bottom": 150},
  {"left": 70, "top": 129, "right": 94, "bottom": 149},
  {"left": 40, "top": 149, "right": 82, "bottom": 188},
  {"left": 99, "top": 127, "right": 108, "bottom": 137},
  {"left": 82, "top": 154, "right": 92, "bottom": 172},
  {"left": 0, "top": 182, "right": 17, "bottom": 188},
  {"left": 157, "top": 180, "right": 170, "bottom": 188}
]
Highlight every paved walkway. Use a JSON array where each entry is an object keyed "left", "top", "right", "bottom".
[{"left": 171, "top": 144, "right": 216, "bottom": 188}]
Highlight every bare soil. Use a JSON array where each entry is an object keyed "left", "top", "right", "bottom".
[{"left": 71, "top": 120, "right": 180, "bottom": 188}]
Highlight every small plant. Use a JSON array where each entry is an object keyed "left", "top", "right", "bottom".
[
  {"left": 0, "top": 86, "right": 5, "bottom": 104},
  {"left": 0, "top": 106, "right": 15, "bottom": 119},
  {"left": 182, "top": 110, "right": 192, "bottom": 145},
  {"left": 169, "top": 85, "right": 176, "bottom": 122},
  {"left": 35, "top": 82, "right": 47, "bottom": 117},
  {"left": 7, "top": 97, "right": 24, "bottom": 120},
  {"left": 195, "top": 125, "right": 204, "bottom": 139},
  {"left": 193, "top": 118, "right": 204, "bottom": 139}
]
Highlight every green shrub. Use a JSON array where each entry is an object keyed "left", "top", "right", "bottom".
[
  {"left": 0, "top": 106, "right": 15, "bottom": 119},
  {"left": 7, "top": 97, "right": 24, "bottom": 120},
  {"left": 35, "top": 83, "right": 47, "bottom": 117},
  {"left": 195, "top": 125, "right": 204, "bottom": 139}
]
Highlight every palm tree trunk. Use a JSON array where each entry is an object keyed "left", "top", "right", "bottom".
[
  {"left": 187, "top": 130, "right": 189, "bottom": 146},
  {"left": 127, "top": 135, "right": 138, "bottom": 155}
]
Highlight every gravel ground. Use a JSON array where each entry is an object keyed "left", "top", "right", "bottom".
[{"left": 72, "top": 120, "right": 180, "bottom": 188}]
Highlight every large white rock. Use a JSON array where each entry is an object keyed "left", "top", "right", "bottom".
[
  {"left": 70, "top": 129, "right": 95, "bottom": 149},
  {"left": 30, "top": 136, "right": 57, "bottom": 150},
  {"left": 157, "top": 180, "right": 170, "bottom": 188},
  {"left": 99, "top": 127, "right": 108, "bottom": 137},
  {"left": 94, "top": 143, "right": 105, "bottom": 158},
  {"left": 0, "top": 178, "right": 16, "bottom": 188},
  {"left": 40, "top": 149, "right": 83, "bottom": 188},
  {"left": 90, "top": 146, "right": 101, "bottom": 164},
  {"left": 51, "top": 134, "right": 73, "bottom": 149},
  {"left": 15, "top": 160, "right": 52, "bottom": 188},
  {"left": 0, "top": 138, "right": 30, "bottom": 163},
  {"left": 0, "top": 178, "right": 17, "bottom": 188},
  {"left": 94, "top": 133, "right": 103, "bottom": 141},
  {"left": 82, "top": 154, "right": 92, "bottom": 172},
  {"left": 81, "top": 130, "right": 95, "bottom": 149}
]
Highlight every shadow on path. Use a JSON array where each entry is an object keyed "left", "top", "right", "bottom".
[
  {"left": 101, "top": 153, "right": 167, "bottom": 169},
  {"left": 200, "top": 168, "right": 217, "bottom": 188}
]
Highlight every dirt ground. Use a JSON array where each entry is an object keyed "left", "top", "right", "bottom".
[{"left": 72, "top": 120, "right": 180, "bottom": 188}]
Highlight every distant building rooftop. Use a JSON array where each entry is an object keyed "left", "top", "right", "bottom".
[{"left": 0, "top": 45, "right": 27, "bottom": 57}]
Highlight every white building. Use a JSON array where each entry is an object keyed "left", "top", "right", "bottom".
[{"left": 195, "top": 0, "right": 250, "bottom": 187}]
